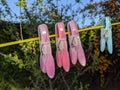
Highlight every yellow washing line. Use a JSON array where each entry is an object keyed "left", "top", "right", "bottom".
[{"left": 0, "top": 22, "right": 120, "bottom": 48}]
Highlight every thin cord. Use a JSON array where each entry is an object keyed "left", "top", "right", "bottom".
[{"left": 0, "top": 22, "right": 120, "bottom": 48}]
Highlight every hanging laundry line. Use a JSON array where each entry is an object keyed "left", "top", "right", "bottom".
[{"left": 0, "top": 22, "right": 120, "bottom": 48}]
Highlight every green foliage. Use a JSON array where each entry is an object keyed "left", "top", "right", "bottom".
[
  {"left": 15, "top": 0, "right": 27, "bottom": 8},
  {"left": 80, "top": 28, "right": 97, "bottom": 50},
  {"left": 4, "top": 53, "right": 24, "bottom": 69},
  {"left": 74, "top": 82, "right": 90, "bottom": 90}
]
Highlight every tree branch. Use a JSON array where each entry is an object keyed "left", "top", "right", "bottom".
[
  {"left": 19, "top": 6, "right": 23, "bottom": 40},
  {"left": 70, "top": 66, "right": 92, "bottom": 88},
  {"left": 49, "top": 79, "right": 53, "bottom": 90},
  {"left": 60, "top": 70, "right": 70, "bottom": 90}
]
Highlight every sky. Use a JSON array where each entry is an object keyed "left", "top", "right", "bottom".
[
  {"left": 5, "top": 0, "right": 100, "bottom": 27},
  {"left": 7, "top": 0, "right": 90, "bottom": 13},
  {"left": 6, "top": 0, "right": 33, "bottom": 21}
]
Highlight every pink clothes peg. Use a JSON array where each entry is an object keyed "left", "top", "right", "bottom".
[
  {"left": 55, "top": 22, "right": 70, "bottom": 72},
  {"left": 67, "top": 20, "right": 86, "bottom": 66},
  {"left": 38, "top": 24, "right": 55, "bottom": 79}
]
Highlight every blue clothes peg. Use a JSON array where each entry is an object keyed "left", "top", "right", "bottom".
[{"left": 100, "top": 16, "right": 113, "bottom": 54}]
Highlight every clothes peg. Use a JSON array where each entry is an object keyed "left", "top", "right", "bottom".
[
  {"left": 55, "top": 22, "right": 70, "bottom": 72},
  {"left": 100, "top": 16, "right": 113, "bottom": 54},
  {"left": 67, "top": 20, "right": 86, "bottom": 66},
  {"left": 38, "top": 24, "right": 55, "bottom": 78}
]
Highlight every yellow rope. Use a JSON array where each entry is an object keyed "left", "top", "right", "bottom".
[{"left": 0, "top": 22, "right": 120, "bottom": 48}]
